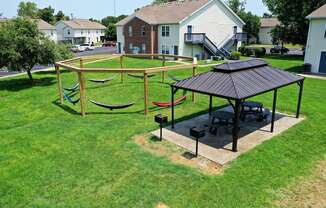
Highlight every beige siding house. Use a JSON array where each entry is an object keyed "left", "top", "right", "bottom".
[
  {"left": 257, "top": 18, "right": 280, "bottom": 45},
  {"left": 36, "top": 19, "right": 57, "bottom": 42},
  {"left": 116, "top": 0, "right": 245, "bottom": 59},
  {"left": 305, "top": 4, "right": 326, "bottom": 73},
  {"left": 56, "top": 19, "right": 106, "bottom": 44}
]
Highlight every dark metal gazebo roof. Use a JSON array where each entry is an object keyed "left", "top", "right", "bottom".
[{"left": 173, "top": 59, "right": 304, "bottom": 100}]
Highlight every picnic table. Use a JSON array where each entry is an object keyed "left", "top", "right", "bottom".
[
  {"left": 209, "top": 111, "right": 234, "bottom": 135},
  {"left": 241, "top": 101, "right": 263, "bottom": 121}
]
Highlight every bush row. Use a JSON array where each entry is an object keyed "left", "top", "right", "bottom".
[{"left": 238, "top": 46, "right": 266, "bottom": 58}]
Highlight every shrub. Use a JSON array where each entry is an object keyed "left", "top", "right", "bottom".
[
  {"left": 230, "top": 51, "right": 241, "bottom": 60},
  {"left": 238, "top": 46, "right": 246, "bottom": 55},
  {"left": 253, "top": 47, "right": 266, "bottom": 58}
]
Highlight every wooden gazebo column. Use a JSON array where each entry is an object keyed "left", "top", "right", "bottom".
[
  {"left": 232, "top": 99, "right": 241, "bottom": 152},
  {"left": 296, "top": 80, "right": 304, "bottom": 118}
]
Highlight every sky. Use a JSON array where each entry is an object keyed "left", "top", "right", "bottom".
[{"left": 1, "top": 0, "right": 269, "bottom": 20}]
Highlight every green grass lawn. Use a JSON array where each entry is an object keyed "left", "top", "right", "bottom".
[{"left": 0, "top": 55, "right": 325, "bottom": 207}]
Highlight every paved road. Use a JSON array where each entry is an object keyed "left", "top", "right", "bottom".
[
  {"left": 74, "top": 46, "right": 116, "bottom": 57},
  {"left": 0, "top": 47, "right": 117, "bottom": 78}
]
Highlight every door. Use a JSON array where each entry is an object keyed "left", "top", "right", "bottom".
[
  {"left": 118, "top": 42, "right": 121, "bottom": 53},
  {"left": 319, "top": 52, "right": 326, "bottom": 73},
  {"left": 233, "top": 26, "right": 238, "bottom": 35},
  {"left": 187, "top": 25, "right": 193, "bottom": 41},
  {"left": 174, "top": 46, "right": 178, "bottom": 56}
]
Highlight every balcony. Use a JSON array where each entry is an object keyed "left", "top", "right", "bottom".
[{"left": 184, "top": 33, "right": 205, "bottom": 44}]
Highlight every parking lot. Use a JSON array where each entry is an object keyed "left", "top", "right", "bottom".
[{"left": 74, "top": 46, "right": 116, "bottom": 57}]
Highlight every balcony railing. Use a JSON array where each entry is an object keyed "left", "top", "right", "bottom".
[{"left": 184, "top": 33, "right": 205, "bottom": 44}]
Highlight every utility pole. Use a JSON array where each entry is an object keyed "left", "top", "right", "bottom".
[{"left": 114, "top": 0, "right": 116, "bottom": 17}]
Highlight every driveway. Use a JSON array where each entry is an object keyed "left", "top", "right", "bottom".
[{"left": 74, "top": 46, "right": 116, "bottom": 57}]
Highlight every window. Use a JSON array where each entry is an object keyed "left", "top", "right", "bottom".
[
  {"left": 141, "top": 26, "right": 146, "bottom": 36},
  {"left": 141, "top": 43, "right": 146, "bottom": 52},
  {"left": 129, "top": 43, "right": 133, "bottom": 50},
  {"left": 162, "top": 25, "right": 170, "bottom": 37},
  {"left": 162, "top": 45, "right": 169, "bottom": 54},
  {"left": 324, "top": 25, "right": 326, "bottom": 38},
  {"left": 81, "top": 30, "right": 84, "bottom": 35},
  {"left": 51, "top": 30, "right": 54, "bottom": 36},
  {"left": 88, "top": 30, "right": 90, "bottom": 34},
  {"left": 128, "top": 26, "right": 133, "bottom": 37},
  {"left": 67, "top": 29, "right": 71, "bottom": 35}
]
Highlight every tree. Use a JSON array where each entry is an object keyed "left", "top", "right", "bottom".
[
  {"left": 270, "top": 25, "right": 290, "bottom": 49},
  {"left": 238, "top": 11, "right": 261, "bottom": 43},
  {"left": 38, "top": 6, "right": 55, "bottom": 24},
  {"left": 263, "top": 13, "right": 273, "bottom": 18},
  {"left": 263, "top": 0, "right": 326, "bottom": 45},
  {"left": 227, "top": 0, "right": 260, "bottom": 43},
  {"left": 55, "top": 11, "right": 70, "bottom": 22},
  {"left": 17, "top": 1, "right": 38, "bottom": 18},
  {"left": 101, "top": 15, "right": 127, "bottom": 41},
  {"left": 227, "top": 0, "right": 246, "bottom": 14},
  {"left": 0, "top": 18, "right": 73, "bottom": 82}
]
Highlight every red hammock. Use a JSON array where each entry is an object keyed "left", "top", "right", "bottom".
[{"left": 152, "top": 96, "right": 187, "bottom": 108}]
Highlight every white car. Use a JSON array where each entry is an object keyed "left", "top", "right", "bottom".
[
  {"left": 71, "top": 43, "right": 95, "bottom": 53},
  {"left": 79, "top": 43, "right": 95, "bottom": 51}
]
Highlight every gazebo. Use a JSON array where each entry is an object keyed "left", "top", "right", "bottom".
[{"left": 170, "top": 59, "right": 305, "bottom": 152}]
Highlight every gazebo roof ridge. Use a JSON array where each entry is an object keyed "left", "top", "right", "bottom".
[{"left": 213, "top": 59, "right": 268, "bottom": 73}]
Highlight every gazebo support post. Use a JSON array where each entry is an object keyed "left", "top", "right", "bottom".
[
  {"left": 296, "top": 80, "right": 304, "bottom": 118},
  {"left": 192, "top": 66, "right": 196, "bottom": 102},
  {"left": 55, "top": 65, "right": 64, "bottom": 104},
  {"left": 232, "top": 99, "right": 241, "bottom": 152},
  {"left": 171, "top": 86, "right": 179, "bottom": 129},
  {"left": 209, "top": 95, "right": 213, "bottom": 115},
  {"left": 271, "top": 89, "right": 278, "bottom": 132}
]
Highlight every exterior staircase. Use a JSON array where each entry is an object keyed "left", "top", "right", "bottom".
[{"left": 185, "top": 33, "right": 247, "bottom": 59}]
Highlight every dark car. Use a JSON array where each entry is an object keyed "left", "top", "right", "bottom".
[
  {"left": 102, "top": 41, "right": 116, "bottom": 47},
  {"left": 270, "top": 46, "right": 289, "bottom": 54}
]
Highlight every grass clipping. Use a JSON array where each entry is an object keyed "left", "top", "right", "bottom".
[
  {"left": 275, "top": 160, "right": 326, "bottom": 208},
  {"left": 134, "top": 134, "right": 223, "bottom": 176}
]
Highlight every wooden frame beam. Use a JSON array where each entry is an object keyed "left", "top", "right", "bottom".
[{"left": 55, "top": 65, "right": 64, "bottom": 104}]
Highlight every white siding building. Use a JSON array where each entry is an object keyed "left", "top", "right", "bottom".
[
  {"left": 116, "top": 0, "right": 245, "bottom": 59},
  {"left": 305, "top": 4, "right": 326, "bottom": 73},
  {"left": 36, "top": 19, "right": 57, "bottom": 42},
  {"left": 56, "top": 19, "right": 106, "bottom": 44}
]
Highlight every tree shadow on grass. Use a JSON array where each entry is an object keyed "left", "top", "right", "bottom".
[
  {"left": 52, "top": 100, "right": 80, "bottom": 115},
  {"left": 0, "top": 77, "right": 56, "bottom": 92}
]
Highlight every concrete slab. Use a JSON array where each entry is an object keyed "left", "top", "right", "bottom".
[{"left": 152, "top": 106, "right": 304, "bottom": 165}]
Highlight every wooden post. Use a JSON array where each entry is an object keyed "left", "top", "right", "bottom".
[
  {"left": 192, "top": 66, "right": 196, "bottom": 102},
  {"left": 144, "top": 73, "right": 149, "bottom": 115},
  {"left": 120, "top": 56, "right": 124, "bottom": 83},
  {"left": 78, "top": 71, "right": 86, "bottom": 117},
  {"left": 55, "top": 65, "right": 64, "bottom": 104},
  {"left": 79, "top": 58, "right": 84, "bottom": 69},
  {"left": 162, "top": 55, "right": 166, "bottom": 83}
]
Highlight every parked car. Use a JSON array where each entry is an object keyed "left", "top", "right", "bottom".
[
  {"left": 79, "top": 43, "right": 95, "bottom": 51},
  {"left": 270, "top": 46, "right": 289, "bottom": 54},
  {"left": 102, "top": 41, "right": 116, "bottom": 47},
  {"left": 71, "top": 45, "right": 85, "bottom": 53}
]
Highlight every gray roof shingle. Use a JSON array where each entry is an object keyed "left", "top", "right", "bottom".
[{"left": 173, "top": 59, "right": 304, "bottom": 100}]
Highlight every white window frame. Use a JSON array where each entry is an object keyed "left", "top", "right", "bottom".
[
  {"left": 162, "top": 45, "right": 169, "bottom": 54},
  {"left": 162, "top": 25, "right": 170, "bottom": 37},
  {"left": 128, "top": 26, "right": 133, "bottom": 37}
]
